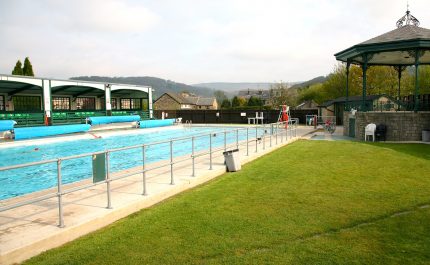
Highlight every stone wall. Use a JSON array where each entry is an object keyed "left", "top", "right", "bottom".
[
  {"left": 343, "top": 113, "right": 350, "bottom": 137},
  {"left": 343, "top": 111, "right": 430, "bottom": 141},
  {"left": 153, "top": 94, "right": 181, "bottom": 110}
]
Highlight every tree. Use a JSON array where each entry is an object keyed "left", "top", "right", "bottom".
[
  {"left": 12, "top": 60, "right": 23, "bottom": 75},
  {"left": 22, "top": 57, "right": 35, "bottom": 76},
  {"left": 231, "top": 96, "right": 241, "bottom": 107},
  {"left": 231, "top": 96, "right": 247, "bottom": 107},
  {"left": 268, "top": 82, "right": 298, "bottom": 107},
  {"left": 221, "top": 99, "right": 231, "bottom": 108},
  {"left": 247, "top": 96, "right": 262, "bottom": 106},
  {"left": 214, "top": 90, "right": 228, "bottom": 106},
  {"left": 298, "top": 83, "right": 324, "bottom": 104}
]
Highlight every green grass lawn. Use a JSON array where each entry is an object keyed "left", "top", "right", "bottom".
[{"left": 25, "top": 141, "right": 430, "bottom": 265}]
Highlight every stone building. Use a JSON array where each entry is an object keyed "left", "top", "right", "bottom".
[
  {"left": 153, "top": 92, "right": 218, "bottom": 110},
  {"left": 295, "top": 100, "right": 319, "bottom": 110},
  {"left": 237, "top": 89, "right": 270, "bottom": 105}
]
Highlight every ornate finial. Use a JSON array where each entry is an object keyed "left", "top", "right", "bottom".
[{"left": 396, "top": 7, "right": 420, "bottom": 28}]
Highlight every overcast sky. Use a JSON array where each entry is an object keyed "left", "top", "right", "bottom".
[{"left": 0, "top": 0, "right": 427, "bottom": 84}]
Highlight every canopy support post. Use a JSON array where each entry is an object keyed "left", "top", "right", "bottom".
[
  {"left": 393, "top": 66, "right": 406, "bottom": 111},
  {"left": 414, "top": 50, "right": 420, "bottom": 112},
  {"left": 345, "top": 60, "right": 351, "bottom": 111},
  {"left": 362, "top": 54, "right": 368, "bottom": 112}
]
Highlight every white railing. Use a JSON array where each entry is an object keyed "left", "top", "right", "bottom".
[{"left": 0, "top": 121, "right": 298, "bottom": 227}]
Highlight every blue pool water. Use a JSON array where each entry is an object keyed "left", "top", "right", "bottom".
[{"left": 0, "top": 126, "right": 265, "bottom": 200}]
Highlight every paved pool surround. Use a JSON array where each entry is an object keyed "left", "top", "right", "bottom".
[{"left": 0, "top": 125, "right": 315, "bottom": 264}]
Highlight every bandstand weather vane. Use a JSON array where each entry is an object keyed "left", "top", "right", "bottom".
[{"left": 396, "top": 2, "right": 420, "bottom": 28}]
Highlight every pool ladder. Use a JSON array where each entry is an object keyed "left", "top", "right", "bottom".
[{"left": 185, "top": 120, "right": 192, "bottom": 128}]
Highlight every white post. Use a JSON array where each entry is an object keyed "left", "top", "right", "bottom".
[
  {"left": 105, "top": 84, "right": 112, "bottom": 115},
  {"left": 42, "top": 80, "right": 51, "bottom": 125},
  {"left": 148, "top": 87, "right": 153, "bottom": 119}
]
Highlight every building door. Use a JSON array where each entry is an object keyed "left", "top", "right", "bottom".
[
  {"left": 349, "top": 118, "right": 355, "bottom": 138},
  {"left": 335, "top": 103, "right": 344, "bottom": 125}
]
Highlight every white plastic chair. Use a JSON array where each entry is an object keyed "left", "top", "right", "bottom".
[{"left": 365, "top": 123, "right": 376, "bottom": 142}]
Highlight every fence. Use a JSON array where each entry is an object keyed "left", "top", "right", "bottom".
[
  {"left": 154, "top": 109, "right": 318, "bottom": 124},
  {"left": 0, "top": 120, "right": 298, "bottom": 227},
  {"left": 343, "top": 94, "right": 430, "bottom": 112},
  {"left": 0, "top": 110, "right": 151, "bottom": 127}
]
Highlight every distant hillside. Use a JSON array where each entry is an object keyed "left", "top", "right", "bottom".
[
  {"left": 290, "top": 76, "right": 327, "bottom": 89},
  {"left": 193, "top": 82, "right": 275, "bottom": 91},
  {"left": 70, "top": 76, "right": 215, "bottom": 99},
  {"left": 193, "top": 82, "right": 301, "bottom": 98}
]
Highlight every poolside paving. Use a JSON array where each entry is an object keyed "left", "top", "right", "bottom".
[
  {"left": 304, "top": 126, "right": 351, "bottom": 141},
  {"left": 0, "top": 125, "right": 315, "bottom": 265}
]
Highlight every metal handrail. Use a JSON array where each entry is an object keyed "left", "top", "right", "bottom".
[{"left": 0, "top": 121, "right": 298, "bottom": 227}]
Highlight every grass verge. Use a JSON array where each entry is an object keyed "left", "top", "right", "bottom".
[{"left": 25, "top": 140, "right": 430, "bottom": 264}]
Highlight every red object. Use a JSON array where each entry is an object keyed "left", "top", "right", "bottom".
[
  {"left": 279, "top": 105, "right": 289, "bottom": 128},
  {"left": 279, "top": 106, "right": 289, "bottom": 122}
]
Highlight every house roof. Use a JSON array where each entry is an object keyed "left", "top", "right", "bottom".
[
  {"left": 154, "top": 92, "right": 215, "bottom": 106},
  {"left": 155, "top": 92, "right": 194, "bottom": 104},
  {"left": 196, "top": 98, "right": 215, "bottom": 106},
  {"left": 320, "top": 95, "right": 385, "bottom": 107},
  {"left": 295, "top": 100, "right": 318, "bottom": 109},
  {"left": 238, "top": 89, "right": 270, "bottom": 99},
  {"left": 185, "top": 96, "right": 199, "bottom": 104}
]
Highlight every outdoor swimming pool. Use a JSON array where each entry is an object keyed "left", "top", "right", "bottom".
[{"left": 0, "top": 126, "right": 267, "bottom": 200}]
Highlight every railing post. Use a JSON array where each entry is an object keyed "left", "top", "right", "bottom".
[
  {"left": 106, "top": 151, "right": 112, "bottom": 209},
  {"left": 291, "top": 122, "right": 293, "bottom": 138},
  {"left": 281, "top": 123, "right": 284, "bottom": 143},
  {"left": 255, "top": 126, "right": 258, "bottom": 153},
  {"left": 290, "top": 121, "right": 293, "bottom": 139},
  {"left": 246, "top": 128, "right": 249, "bottom": 156},
  {"left": 270, "top": 126, "right": 272, "bottom": 147},
  {"left": 142, "top": 145, "right": 147, "bottom": 195},
  {"left": 170, "top": 140, "right": 174, "bottom": 185},
  {"left": 209, "top": 134, "right": 213, "bottom": 170},
  {"left": 224, "top": 130, "right": 227, "bottom": 152},
  {"left": 192, "top": 137, "right": 195, "bottom": 177},
  {"left": 236, "top": 129, "right": 239, "bottom": 149},
  {"left": 295, "top": 122, "right": 297, "bottom": 137},
  {"left": 263, "top": 130, "right": 266, "bottom": 150},
  {"left": 56, "top": 159, "right": 65, "bottom": 228}
]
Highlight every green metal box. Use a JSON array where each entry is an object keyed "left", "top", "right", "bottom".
[{"left": 92, "top": 153, "right": 106, "bottom": 183}]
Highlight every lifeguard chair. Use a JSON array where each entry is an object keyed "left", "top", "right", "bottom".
[{"left": 277, "top": 105, "right": 290, "bottom": 128}]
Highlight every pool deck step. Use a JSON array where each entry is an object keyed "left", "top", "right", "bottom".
[{"left": 0, "top": 126, "right": 315, "bottom": 265}]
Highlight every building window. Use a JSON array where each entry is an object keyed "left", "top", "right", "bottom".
[
  {"left": 0, "top": 95, "right": 4, "bottom": 111},
  {"left": 121, "top": 98, "right": 141, "bottom": 110},
  {"left": 111, "top": 98, "right": 117, "bottom": 110},
  {"left": 76, "top": 97, "right": 95, "bottom": 110},
  {"left": 52, "top": 97, "right": 70, "bottom": 110},
  {"left": 12, "top": 96, "right": 41, "bottom": 111}
]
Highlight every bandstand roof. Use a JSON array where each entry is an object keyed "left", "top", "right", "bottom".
[{"left": 335, "top": 10, "right": 430, "bottom": 66}]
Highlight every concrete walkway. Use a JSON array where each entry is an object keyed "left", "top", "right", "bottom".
[
  {"left": 304, "top": 126, "right": 352, "bottom": 141},
  {"left": 0, "top": 126, "right": 315, "bottom": 264}
]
